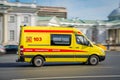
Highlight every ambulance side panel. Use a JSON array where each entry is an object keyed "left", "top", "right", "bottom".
[{"left": 18, "top": 26, "right": 105, "bottom": 64}]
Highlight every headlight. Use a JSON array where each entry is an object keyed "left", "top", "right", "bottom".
[
  {"left": 101, "top": 49, "right": 106, "bottom": 56},
  {"left": 101, "top": 49, "right": 105, "bottom": 53}
]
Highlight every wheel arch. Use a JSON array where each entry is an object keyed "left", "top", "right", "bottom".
[{"left": 88, "top": 54, "right": 100, "bottom": 61}]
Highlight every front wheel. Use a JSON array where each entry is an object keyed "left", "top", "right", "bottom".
[
  {"left": 32, "top": 56, "right": 44, "bottom": 67},
  {"left": 88, "top": 55, "right": 99, "bottom": 65}
]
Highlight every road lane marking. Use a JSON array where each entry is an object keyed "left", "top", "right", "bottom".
[{"left": 12, "top": 75, "right": 120, "bottom": 80}]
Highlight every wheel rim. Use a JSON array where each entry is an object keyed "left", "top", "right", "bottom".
[
  {"left": 90, "top": 56, "right": 98, "bottom": 65},
  {"left": 35, "top": 59, "right": 42, "bottom": 66}
]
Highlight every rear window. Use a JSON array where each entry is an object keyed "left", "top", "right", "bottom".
[{"left": 51, "top": 34, "right": 71, "bottom": 46}]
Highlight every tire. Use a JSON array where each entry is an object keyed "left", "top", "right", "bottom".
[
  {"left": 88, "top": 55, "right": 99, "bottom": 65},
  {"left": 32, "top": 56, "right": 44, "bottom": 67}
]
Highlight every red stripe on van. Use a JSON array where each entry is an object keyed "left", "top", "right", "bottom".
[
  {"left": 23, "top": 48, "right": 87, "bottom": 52},
  {"left": 24, "top": 30, "right": 74, "bottom": 33}
]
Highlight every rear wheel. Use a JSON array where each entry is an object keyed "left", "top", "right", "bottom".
[
  {"left": 88, "top": 55, "right": 99, "bottom": 65},
  {"left": 32, "top": 56, "right": 44, "bottom": 67}
]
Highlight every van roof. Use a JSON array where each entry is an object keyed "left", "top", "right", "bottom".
[{"left": 22, "top": 26, "right": 82, "bottom": 34}]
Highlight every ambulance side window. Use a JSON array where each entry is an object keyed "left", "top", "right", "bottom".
[
  {"left": 51, "top": 34, "right": 71, "bottom": 46},
  {"left": 76, "top": 35, "right": 90, "bottom": 46}
]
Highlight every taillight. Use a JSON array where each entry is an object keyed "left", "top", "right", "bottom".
[{"left": 20, "top": 45, "right": 24, "bottom": 55}]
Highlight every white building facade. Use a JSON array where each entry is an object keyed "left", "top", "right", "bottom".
[{"left": 0, "top": 0, "right": 37, "bottom": 45}]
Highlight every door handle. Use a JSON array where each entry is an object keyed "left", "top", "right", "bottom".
[{"left": 69, "top": 47, "right": 72, "bottom": 48}]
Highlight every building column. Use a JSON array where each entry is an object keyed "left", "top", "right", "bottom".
[
  {"left": 30, "top": 14, "right": 36, "bottom": 26},
  {"left": 16, "top": 14, "right": 21, "bottom": 43},
  {"left": 0, "top": 14, "right": 3, "bottom": 44},
  {"left": 3, "top": 13, "right": 8, "bottom": 45}
]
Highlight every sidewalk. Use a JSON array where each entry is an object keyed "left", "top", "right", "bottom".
[{"left": 107, "top": 46, "right": 120, "bottom": 51}]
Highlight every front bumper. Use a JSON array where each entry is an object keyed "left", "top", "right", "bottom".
[{"left": 99, "top": 56, "right": 105, "bottom": 62}]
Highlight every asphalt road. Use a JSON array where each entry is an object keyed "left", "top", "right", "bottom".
[{"left": 0, "top": 51, "right": 120, "bottom": 80}]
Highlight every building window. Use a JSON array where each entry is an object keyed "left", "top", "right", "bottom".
[
  {"left": 9, "top": 16, "right": 15, "bottom": 23},
  {"left": 10, "top": 30, "right": 14, "bottom": 41},
  {"left": 24, "top": 16, "right": 29, "bottom": 23},
  {"left": 51, "top": 34, "right": 71, "bottom": 46}
]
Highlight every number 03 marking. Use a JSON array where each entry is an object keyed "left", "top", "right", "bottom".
[{"left": 34, "top": 37, "right": 42, "bottom": 41}]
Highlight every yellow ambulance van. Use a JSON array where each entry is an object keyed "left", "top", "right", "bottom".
[{"left": 16, "top": 26, "right": 105, "bottom": 67}]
